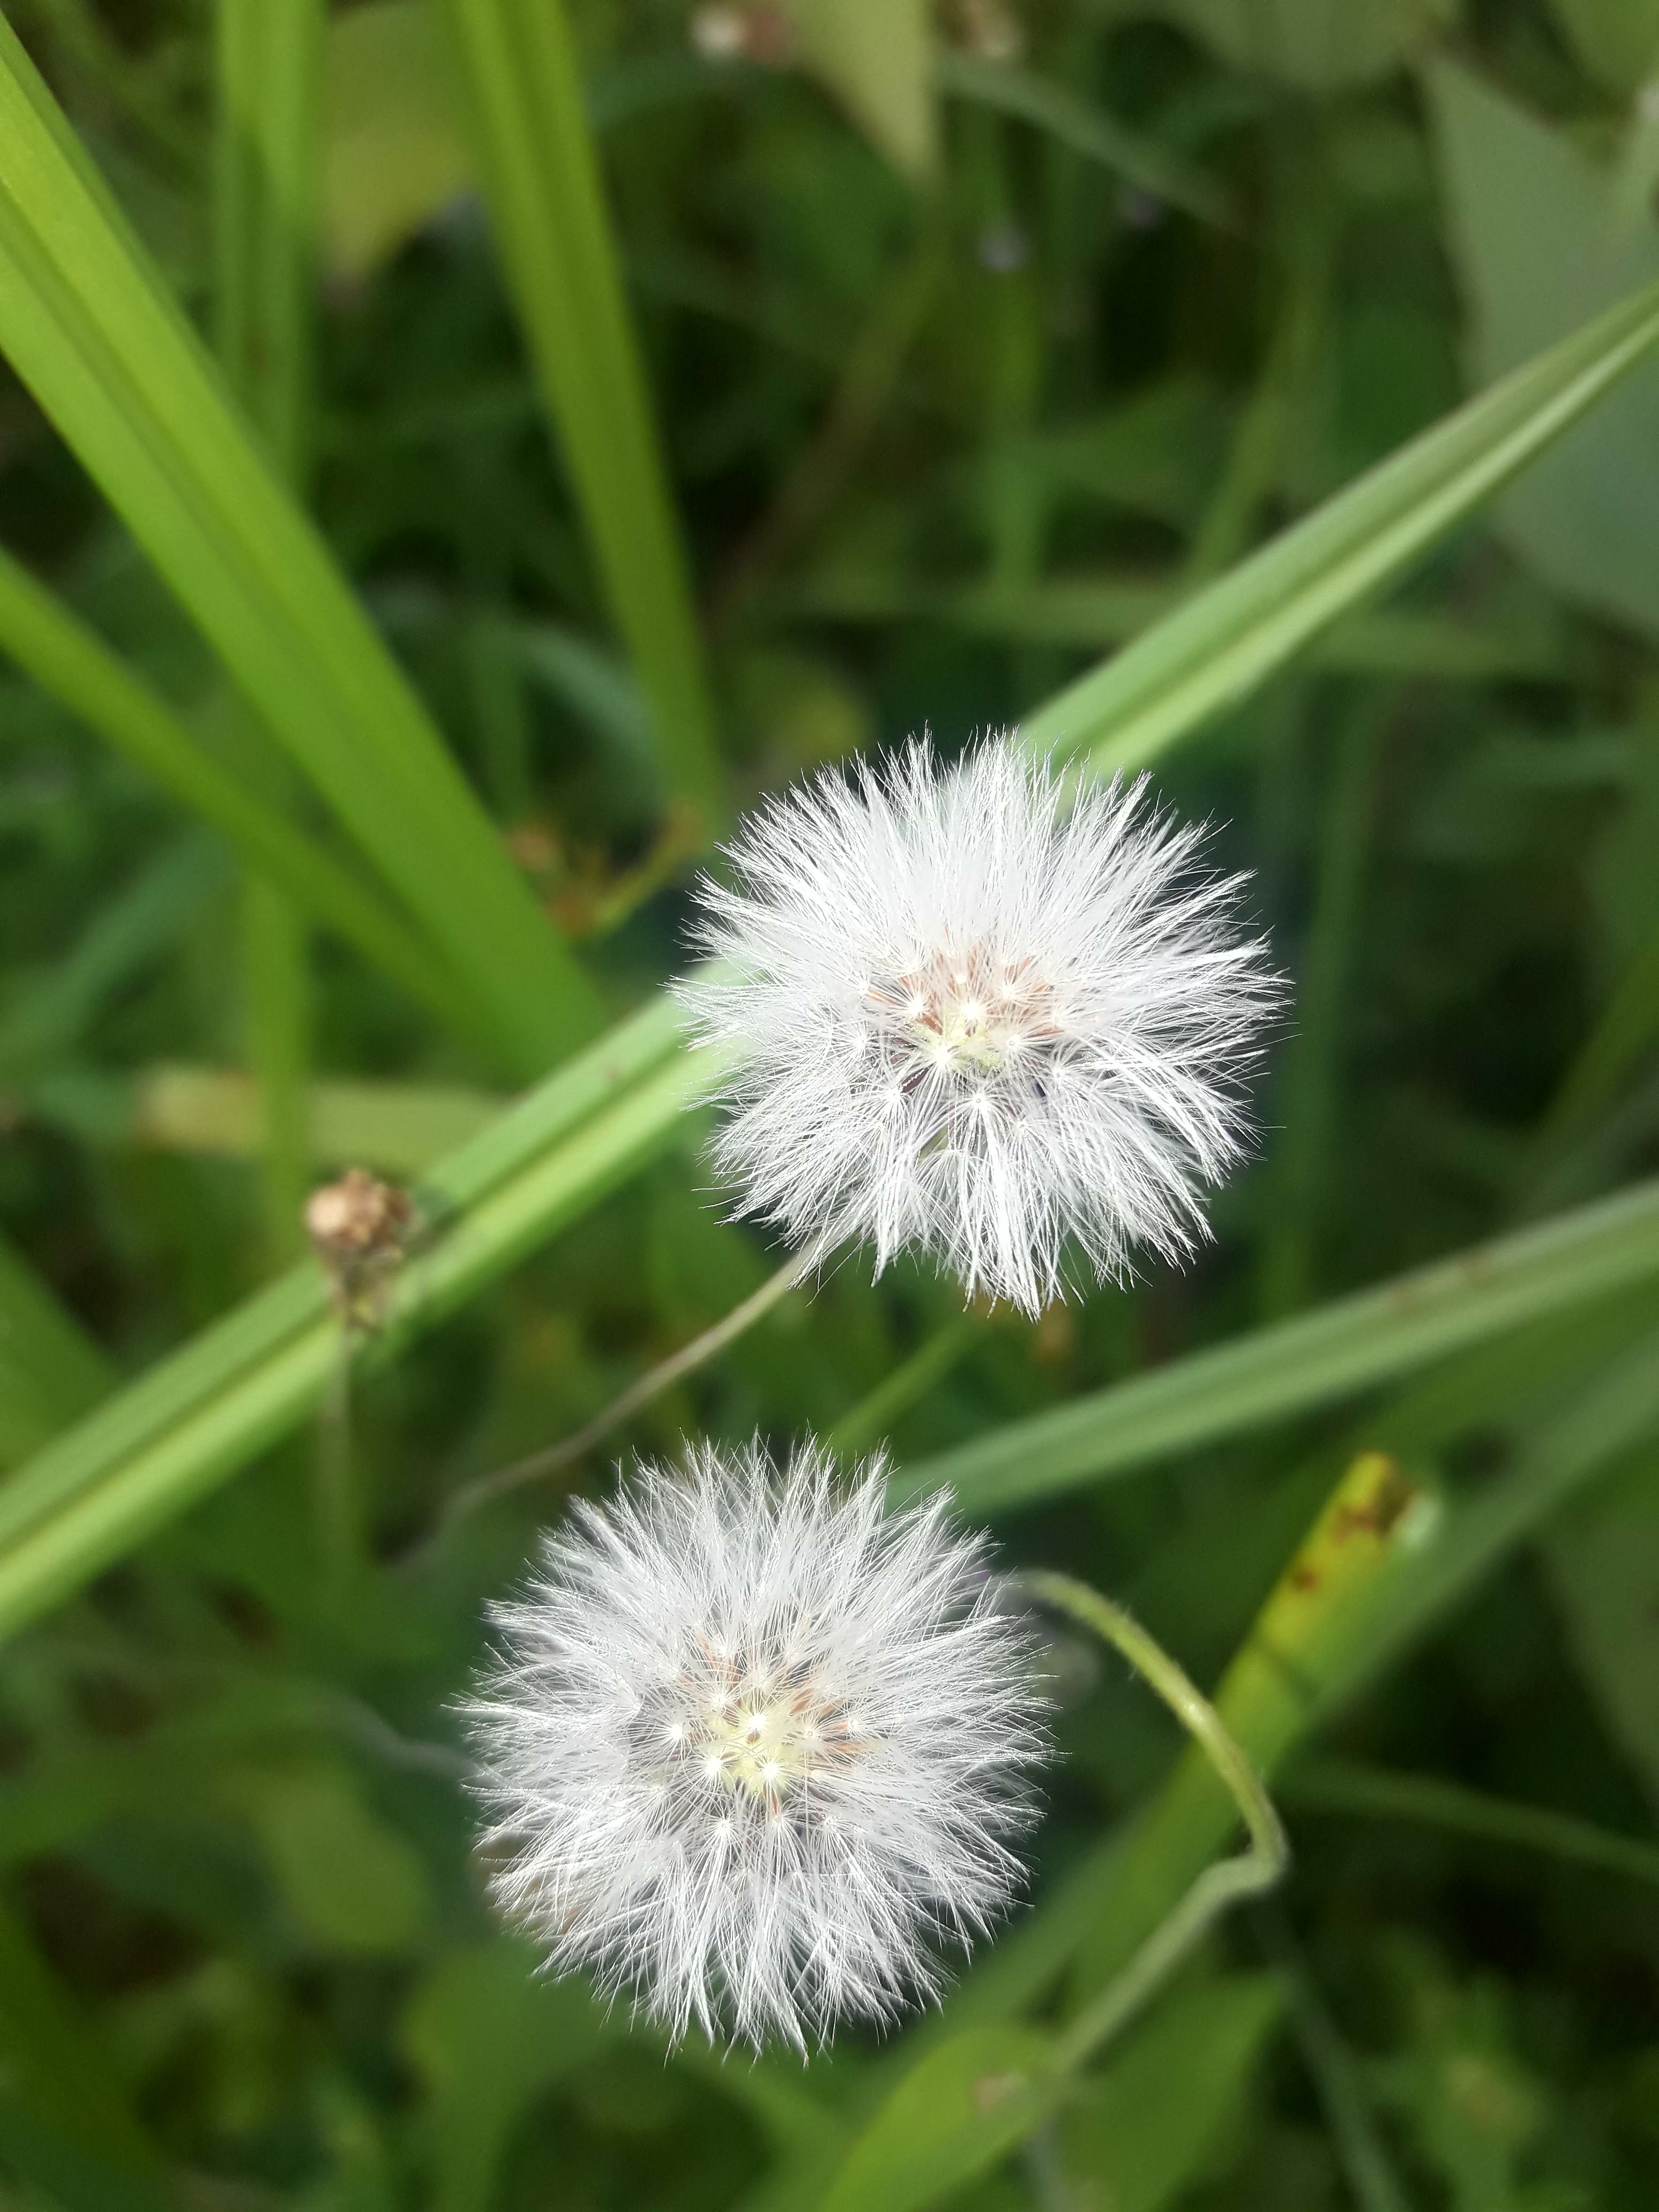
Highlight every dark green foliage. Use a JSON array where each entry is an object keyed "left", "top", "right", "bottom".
[{"left": 3, "top": 1, "right": 1659, "bottom": 2208}]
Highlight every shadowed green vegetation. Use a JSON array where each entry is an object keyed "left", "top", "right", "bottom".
[{"left": 4, "top": 2, "right": 1659, "bottom": 2208}]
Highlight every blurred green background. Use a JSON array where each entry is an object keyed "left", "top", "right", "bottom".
[{"left": 6, "top": 1, "right": 1659, "bottom": 2207}]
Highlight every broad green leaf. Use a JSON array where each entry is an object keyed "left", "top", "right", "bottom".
[
  {"left": 0, "top": 17, "right": 597, "bottom": 1077},
  {"left": 1147, "top": 0, "right": 1451, "bottom": 89},
  {"left": 0, "top": 1898, "right": 159, "bottom": 2173},
  {"left": 783, "top": 0, "right": 936, "bottom": 180},
  {"left": 440, "top": 0, "right": 724, "bottom": 817},
  {"left": 820, "top": 1972, "right": 1282, "bottom": 2212},
  {"left": 0, "top": 994, "right": 697, "bottom": 1641},
  {"left": 1428, "top": 61, "right": 1659, "bottom": 641},
  {"left": 1346, "top": 1332, "right": 1659, "bottom": 1704},
  {"left": 1020, "top": 275, "right": 1659, "bottom": 774},
  {"left": 241, "top": 1764, "right": 429, "bottom": 1954},
  {"left": 0, "top": 2103, "right": 174, "bottom": 2212},
  {"left": 403, "top": 1942, "right": 621, "bottom": 2212},
  {"left": 324, "top": 0, "right": 473, "bottom": 281},
  {"left": 1547, "top": 0, "right": 1659, "bottom": 93},
  {"left": 1059, "top": 1975, "right": 1283, "bottom": 2212},
  {"left": 321, "top": 1, "right": 715, "bottom": 280},
  {"left": 0, "top": 545, "right": 484, "bottom": 1046},
  {"left": 894, "top": 1176, "right": 1659, "bottom": 1517},
  {"left": 0, "top": 1229, "right": 111, "bottom": 1470},
  {"left": 818, "top": 2026, "right": 1061, "bottom": 2212},
  {"left": 1543, "top": 1453, "right": 1659, "bottom": 1813}
]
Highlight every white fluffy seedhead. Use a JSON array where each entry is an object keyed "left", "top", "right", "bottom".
[
  {"left": 681, "top": 736, "right": 1280, "bottom": 1316},
  {"left": 466, "top": 1440, "right": 1046, "bottom": 2052}
]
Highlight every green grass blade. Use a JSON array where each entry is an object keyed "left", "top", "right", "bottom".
[
  {"left": 1020, "top": 276, "right": 1659, "bottom": 774},
  {"left": 0, "top": 544, "right": 489, "bottom": 1049},
  {"left": 440, "top": 0, "right": 724, "bottom": 818},
  {"left": 1284, "top": 1760, "right": 1659, "bottom": 1889},
  {"left": 892, "top": 1177, "right": 1659, "bottom": 1518},
  {"left": 0, "top": 16, "right": 598, "bottom": 1075},
  {"left": 0, "top": 1229, "right": 112, "bottom": 1468}
]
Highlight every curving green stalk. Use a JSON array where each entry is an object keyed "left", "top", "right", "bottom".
[{"left": 1020, "top": 1572, "right": 1287, "bottom": 2064}]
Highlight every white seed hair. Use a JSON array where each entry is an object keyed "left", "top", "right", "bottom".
[
  {"left": 680, "top": 735, "right": 1280, "bottom": 1315},
  {"left": 465, "top": 1439, "right": 1047, "bottom": 2052}
]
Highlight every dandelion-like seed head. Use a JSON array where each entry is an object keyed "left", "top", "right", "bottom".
[
  {"left": 466, "top": 1440, "right": 1047, "bottom": 2052},
  {"left": 681, "top": 735, "right": 1280, "bottom": 1314}
]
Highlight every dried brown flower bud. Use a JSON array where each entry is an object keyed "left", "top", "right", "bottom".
[{"left": 305, "top": 1169, "right": 413, "bottom": 1327}]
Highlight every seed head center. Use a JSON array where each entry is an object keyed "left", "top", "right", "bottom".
[
  {"left": 685, "top": 1669, "right": 853, "bottom": 1806},
  {"left": 867, "top": 945, "right": 1060, "bottom": 1080}
]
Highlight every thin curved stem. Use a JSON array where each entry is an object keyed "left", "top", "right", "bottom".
[
  {"left": 1018, "top": 1570, "right": 1289, "bottom": 2069},
  {"left": 424, "top": 1249, "right": 812, "bottom": 1546}
]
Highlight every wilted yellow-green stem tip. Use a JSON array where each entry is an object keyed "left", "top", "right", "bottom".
[{"left": 1067, "top": 1451, "right": 1439, "bottom": 2004}]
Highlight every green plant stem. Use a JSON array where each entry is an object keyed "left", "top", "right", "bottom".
[
  {"left": 1021, "top": 1572, "right": 1288, "bottom": 2067},
  {"left": 427, "top": 1246, "right": 809, "bottom": 1543},
  {"left": 440, "top": 0, "right": 723, "bottom": 819},
  {"left": 313, "top": 1334, "right": 364, "bottom": 1594}
]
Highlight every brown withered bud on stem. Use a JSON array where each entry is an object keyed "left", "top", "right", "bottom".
[{"left": 305, "top": 1168, "right": 414, "bottom": 1330}]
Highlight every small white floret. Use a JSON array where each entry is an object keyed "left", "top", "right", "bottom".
[
  {"left": 679, "top": 735, "right": 1280, "bottom": 1315},
  {"left": 465, "top": 1439, "right": 1047, "bottom": 2051}
]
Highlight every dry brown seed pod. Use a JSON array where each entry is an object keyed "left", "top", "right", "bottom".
[{"left": 305, "top": 1168, "right": 414, "bottom": 1327}]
